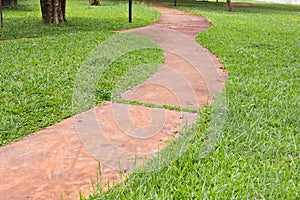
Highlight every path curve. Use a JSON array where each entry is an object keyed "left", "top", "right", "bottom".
[{"left": 0, "top": 4, "right": 226, "bottom": 200}]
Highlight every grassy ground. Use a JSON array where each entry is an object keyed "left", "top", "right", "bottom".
[
  {"left": 0, "top": 0, "right": 162, "bottom": 146},
  {"left": 0, "top": 0, "right": 158, "bottom": 39},
  {"left": 87, "top": 1, "right": 300, "bottom": 199}
]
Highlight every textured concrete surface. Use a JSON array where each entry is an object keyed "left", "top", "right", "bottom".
[{"left": 0, "top": 102, "right": 196, "bottom": 200}]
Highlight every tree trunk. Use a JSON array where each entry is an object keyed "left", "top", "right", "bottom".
[
  {"left": 89, "top": 0, "right": 99, "bottom": 6},
  {"left": 0, "top": 0, "right": 3, "bottom": 28},
  {"left": 226, "top": 0, "right": 232, "bottom": 11},
  {"left": 40, "top": 0, "right": 66, "bottom": 24}
]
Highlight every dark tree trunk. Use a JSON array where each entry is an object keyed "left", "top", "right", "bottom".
[
  {"left": 0, "top": 0, "right": 3, "bottom": 28},
  {"left": 89, "top": 0, "right": 99, "bottom": 6},
  {"left": 226, "top": 0, "right": 232, "bottom": 11},
  {"left": 40, "top": 0, "right": 66, "bottom": 24},
  {"left": 2, "top": 0, "right": 17, "bottom": 7}
]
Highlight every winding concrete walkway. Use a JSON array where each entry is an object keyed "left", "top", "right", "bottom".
[{"left": 0, "top": 5, "right": 226, "bottom": 200}]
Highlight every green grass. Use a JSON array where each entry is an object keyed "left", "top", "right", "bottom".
[
  {"left": 0, "top": 0, "right": 159, "bottom": 40},
  {"left": 87, "top": 1, "right": 300, "bottom": 199},
  {"left": 0, "top": 0, "right": 162, "bottom": 145}
]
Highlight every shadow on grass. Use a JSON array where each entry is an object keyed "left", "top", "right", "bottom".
[
  {"left": 0, "top": 18, "right": 133, "bottom": 40},
  {"left": 0, "top": 0, "right": 156, "bottom": 40}
]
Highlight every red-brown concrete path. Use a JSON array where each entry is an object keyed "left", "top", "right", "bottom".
[{"left": 0, "top": 4, "right": 226, "bottom": 200}]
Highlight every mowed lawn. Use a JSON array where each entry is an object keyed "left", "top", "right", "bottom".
[
  {"left": 0, "top": 0, "right": 163, "bottom": 146},
  {"left": 87, "top": 1, "right": 300, "bottom": 199}
]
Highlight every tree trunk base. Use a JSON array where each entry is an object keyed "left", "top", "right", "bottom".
[
  {"left": 226, "top": 0, "right": 232, "bottom": 11},
  {"left": 41, "top": 0, "right": 66, "bottom": 24},
  {"left": 89, "top": 0, "right": 99, "bottom": 6}
]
